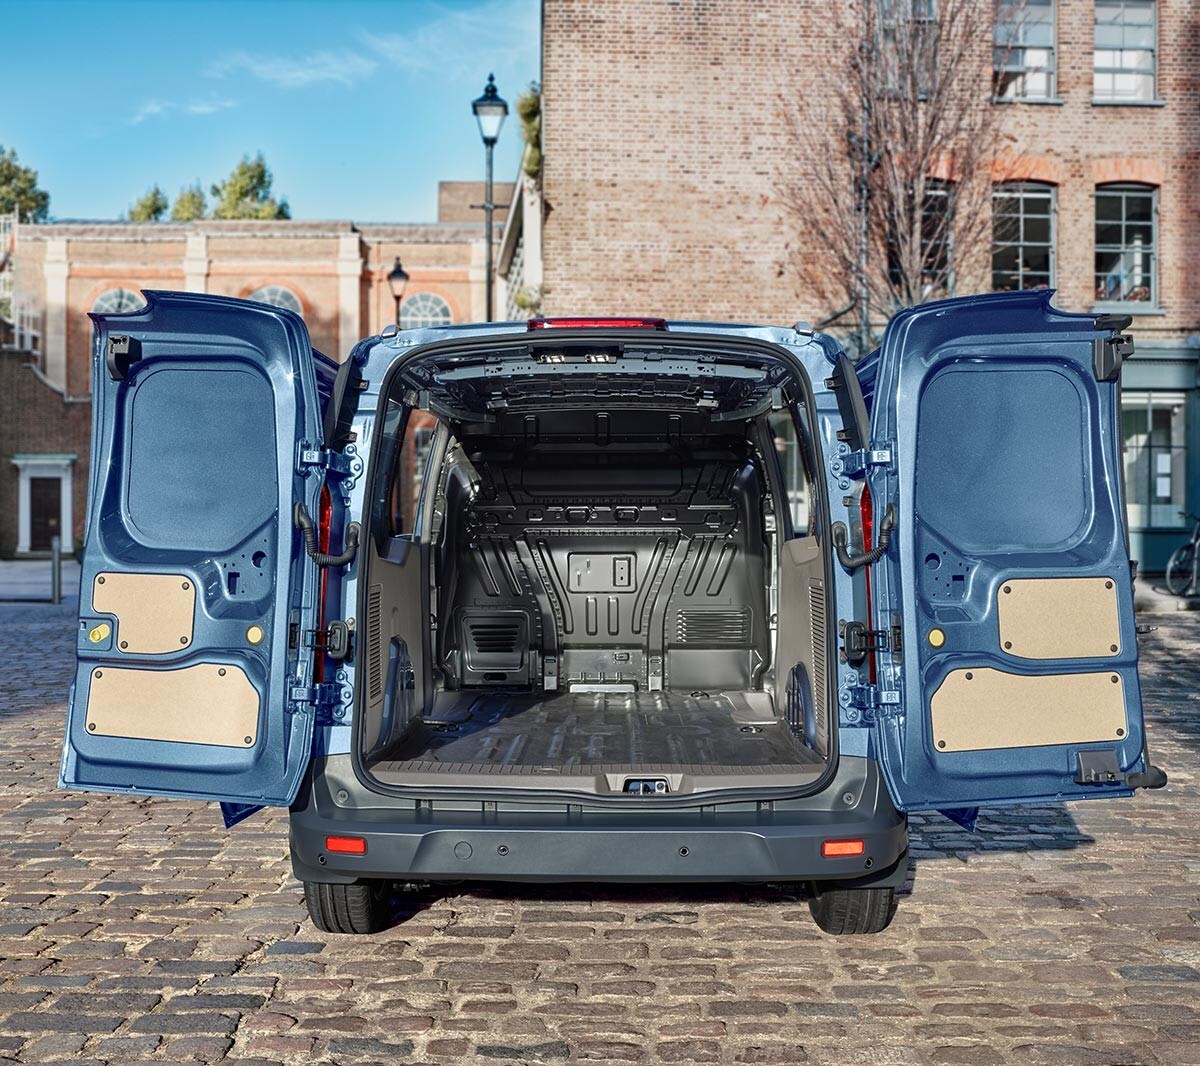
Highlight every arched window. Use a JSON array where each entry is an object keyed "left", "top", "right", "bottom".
[
  {"left": 992, "top": 182, "right": 1055, "bottom": 291},
  {"left": 247, "top": 285, "right": 303, "bottom": 315},
  {"left": 91, "top": 288, "right": 144, "bottom": 314},
  {"left": 400, "top": 292, "right": 452, "bottom": 330},
  {"left": 1095, "top": 183, "right": 1156, "bottom": 306}
]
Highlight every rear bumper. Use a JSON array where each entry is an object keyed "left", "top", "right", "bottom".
[{"left": 289, "top": 754, "right": 907, "bottom": 886}]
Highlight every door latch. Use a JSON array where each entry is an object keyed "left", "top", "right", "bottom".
[{"left": 841, "top": 620, "right": 895, "bottom": 666}]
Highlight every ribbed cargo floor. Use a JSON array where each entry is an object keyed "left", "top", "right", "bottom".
[{"left": 369, "top": 690, "right": 821, "bottom": 778}]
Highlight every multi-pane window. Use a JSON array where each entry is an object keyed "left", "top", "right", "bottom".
[
  {"left": 247, "top": 285, "right": 303, "bottom": 315},
  {"left": 1094, "top": 0, "right": 1156, "bottom": 101},
  {"left": 994, "top": 0, "right": 1055, "bottom": 99},
  {"left": 1095, "top": 184, "right": 1156, "bottom": 305},
  {"left": 91, "top": 288, "right": 145, "bottom": 314},
  {"left": 1122, "top": 392, "right": 1186, "bottom": 529},
  {"left": 992, "top": 183, "right": 1054, "bottom": 291},
  {"left": 887, "top": 181, "right": 953, "bottom": 300},
  {"left": 400, "top": 292, "right": 453, "bottom": 330},
  {"left": 878, "top": 0, "right": 938, "bottom": 97}
]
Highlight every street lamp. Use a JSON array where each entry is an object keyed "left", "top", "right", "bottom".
[
  {"left": 387, "top": 256, "right": 409, "bottom": 327},
  {"left": 472, "top": 73, "right": 507, "bottom": 321}
]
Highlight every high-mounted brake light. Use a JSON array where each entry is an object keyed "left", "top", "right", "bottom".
[
  {"left": 822, "top": 838, "right": 865, "bottom": 858},
  {"left": 527, "top": 317, "right": 667, "bottom": 330},
  {"left": 325, "top": 835, "right": 367, "bottom": 855}
]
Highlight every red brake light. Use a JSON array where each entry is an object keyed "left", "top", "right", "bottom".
[
  {"left": 822, "top": 839, "right": 865, "bottom": 858},
  {"left": 325, "top": 835, "right": 367, "bottom": 855},
  {"left": 527, "top": 317, "right": 667, "bottom": 330}
]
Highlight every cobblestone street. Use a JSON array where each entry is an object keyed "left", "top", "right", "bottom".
[{"left": 0, "top": 604, "right": 1196, "bottom": 1066}]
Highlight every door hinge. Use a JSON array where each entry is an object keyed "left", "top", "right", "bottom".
[
  {"left": 842, "top": 447, "right": 893, "bottom": 479},
  {"left": 288, "top": 681, "right": 342, "bottom": 724},
  {"left": 297, "top": 443, "right": 353, "bottom": 477},
  {"left": 847, "top": 684, "right": 901, "bottom": 716}
]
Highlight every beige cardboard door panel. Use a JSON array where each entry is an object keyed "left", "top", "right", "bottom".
[
  {"left": 997, "top": 577, "right": 1121, "bottom": 659},
  {"left": 85, "top": 663, "right": 259, "bottom": 747},
  {"left": 93, "top": 572, "right": 196, "bottom": 654},
  {"left": 931, "top": 667, "right": 1127, "bottom": 753}
]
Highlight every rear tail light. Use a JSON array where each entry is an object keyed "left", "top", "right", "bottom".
[
  {"left": 860, "top": 486, "right": 877, "bottom": 685},
  {"left": 325, "top": 835, "right": 367, "bottom": 855},
  {"left": 527, "top": 316, "right": 667, "bottom": 330},
  {"left": 822, "top": 839, "right": 865, "bottom": 858}
]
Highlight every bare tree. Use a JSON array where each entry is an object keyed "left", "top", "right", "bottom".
[{"left": 778, "top": 0, "right": 1019, "bottom": 354}]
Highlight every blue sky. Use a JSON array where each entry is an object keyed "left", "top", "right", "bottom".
[{"left": 6, "top": 0, "right": 539, "bottom": 222}]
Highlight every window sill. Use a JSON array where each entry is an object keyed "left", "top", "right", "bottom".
[
  {"left": 1092, "top": 304, "right": 1166, "bottom": 316},
  {"left": 1091, "top": 98, "right": 1167, "bottom": 107},
  {"left": 992, "top": 96, "right": 1064, "bottom": 106}
]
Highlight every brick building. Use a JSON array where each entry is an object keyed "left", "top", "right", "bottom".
[
  {"left": 0, "top": 181, "right": 510, "bottom": 557},
  {"left": 534, "top": 0, "right": 1200, "bottom": 571}
]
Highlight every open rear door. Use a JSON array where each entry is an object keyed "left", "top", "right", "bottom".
[
  {"left": 863, "top": 291, "right": 1162, "bottom": 814},
  {"left": 60, "top": 291, "right": 328, "bottom": 816}
]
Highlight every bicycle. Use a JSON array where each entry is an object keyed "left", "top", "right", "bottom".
[{"left": 1165, "top": 512, "right": 1200, "bottom": 597}]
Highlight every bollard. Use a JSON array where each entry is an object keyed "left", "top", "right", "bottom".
[{"left": 50, "top": 535, "right": 62, "bottom": 605}]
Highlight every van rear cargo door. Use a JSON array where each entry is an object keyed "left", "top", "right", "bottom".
[
  {"left": 60, "top": 291, "right": 329, "bottom": 816},
  {"left": 861, "top": 290, "right": 1160, "bottom": 813}
]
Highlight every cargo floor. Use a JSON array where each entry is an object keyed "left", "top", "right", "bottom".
[{"left": 368, "top": 690, "right": 824, "bottom": 789}]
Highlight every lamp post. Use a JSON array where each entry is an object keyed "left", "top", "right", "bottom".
[
  {"left": 387, "top": 256, "right": 409, "bottom": 328},
  {"left": 472, "top": 73, "right": 508, "bottom": 321}
]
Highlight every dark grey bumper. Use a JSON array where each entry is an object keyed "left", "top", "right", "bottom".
[{"left": 289, "top": 754, "right": 907, "bottom": 887}]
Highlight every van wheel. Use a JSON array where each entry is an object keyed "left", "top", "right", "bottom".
[
  {"left": 304, "top": 880, "right": 392, "bottom": 934},
  {"left": 808, "top": 885, "right": 896, "bottom": 935}
]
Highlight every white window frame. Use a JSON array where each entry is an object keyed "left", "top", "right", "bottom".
[
  {"left": 247, "top": 285, "right": 303, "bottom": 315},
  {"left": 400, "top": 292, "right": 453, "bottom": 330},
  {"left": 91, "top": 289, "right": 144, "bottom": 314}
]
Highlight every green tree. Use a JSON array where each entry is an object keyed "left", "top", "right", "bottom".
[
  {"left": 0, "top": 146, "right": 50, "bottom": 222},
  {"left": 515, "top": 85, "right": 541, "bottom": 180},
  {"left": 210, "top": 154, "right": 290, "bottom": 220},
  {"left": 170, "top": 183, "right": 207, "bottom": 222},
  {"left": 129, "top": 184, "right": 168, "bottom": 222}
]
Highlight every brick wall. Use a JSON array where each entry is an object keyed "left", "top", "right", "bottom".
[
  {"left": 541, "top": 0, "right": 1200, "bottom": 342},
  {"left": 0, "top": 352, "right": 91, "bottom": 556}
]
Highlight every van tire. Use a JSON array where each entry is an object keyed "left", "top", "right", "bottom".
[
  {"left": 808, "top": 885, "right": 896, "bottom": 935},
  {"left": 304, "top": 880, "right": 391, "bottom": 934}
]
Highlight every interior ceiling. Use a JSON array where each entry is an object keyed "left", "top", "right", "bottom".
[{"left": 397, "top": 340, "right": 795, "bottom": 420}]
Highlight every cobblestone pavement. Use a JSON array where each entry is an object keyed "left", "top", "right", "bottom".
[{"left": 0, "top": 605, "right": 1197, "bottom": 1066}]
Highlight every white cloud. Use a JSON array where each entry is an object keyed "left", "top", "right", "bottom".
[
  {"left": 363, "top": 0, "right": 539, "bottom": 79},
  {"left": 130, "top": 96, "right": 238, "bottom": 125},
  {"left": 130, "top": 99, "right": 172, "bottom": 125},
  {"left": 208, "top": 49, "right": 378, "bottom": 89},
  {"left": 186, "top": 97, "right": 236, "bottom": 115},
  {"left": 204, "top": 0, "right": 539, "bottom": 92}
]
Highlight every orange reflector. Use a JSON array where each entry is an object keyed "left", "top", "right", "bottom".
[
  {"left": 325, "top": 835, "right": 367, "bottom": 855},
  {"left": 822, "top": 838, "right": 865, "bottom": 858}
]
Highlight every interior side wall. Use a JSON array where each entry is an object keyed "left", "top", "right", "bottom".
[
  {"left": 775, "top": 536, "right": 831, "bottom": 757},
  {"left": 358, "top": 536, "right": 427, "bottom": 759}
]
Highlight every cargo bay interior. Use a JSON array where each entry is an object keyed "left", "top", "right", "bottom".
[{"left": 354, "top": 334, "right": 835, "bottom": 796}]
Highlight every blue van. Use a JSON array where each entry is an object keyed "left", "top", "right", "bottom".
[{"left": 59, "top": 290, "right": 1165, "bottom": 935}]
